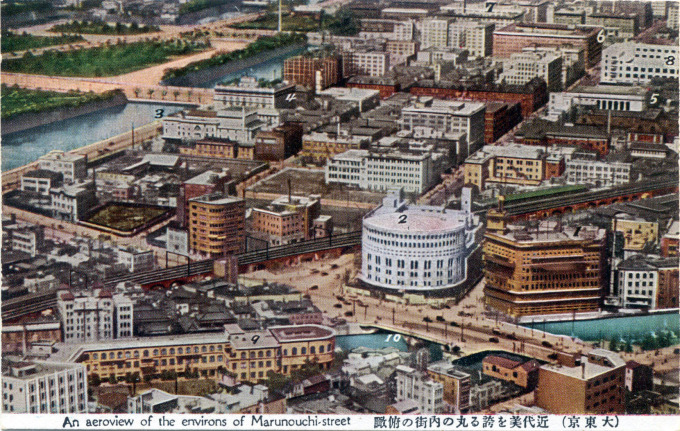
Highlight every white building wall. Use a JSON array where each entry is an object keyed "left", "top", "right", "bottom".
[
  {"left": 600, "top": 42, "right": 679, "bottom": 85},
  {"left": 618, "top": 270, "right": 658, "bottom": 309},
  {"left": 2, "top": 363, "right": 88, "bottom": 414}
]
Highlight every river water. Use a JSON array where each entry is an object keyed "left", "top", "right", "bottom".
[
  {"left": 1, "top": 102, "right": 191, "bottom": 172},
  {"left": 196, "top": 46, "right": 308, "bottom": 88}
]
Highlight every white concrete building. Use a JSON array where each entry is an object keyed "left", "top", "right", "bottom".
[
  {"left": 394, "top": 365, "right": 444, "bottom": 414},
  {"left": 325, "top": 140, "right": 446, "bottom": 194},
  {"left": 669, "top": 2, "right": 679, "bottom": 30},
  {"left": 213, "top": 76, "right": 296, "bottom": 109},
  {"left": 345, "top": 50, "right": 391, "bottom": 77},
  {"left": 565, "top": 157, "right": 632, "bottom": 187},
  {"left": 162, "top": 107, "right": 264, "bottom": 143},
  {"left": 521, "top": 45, "right": 586, "bottom": 88},
  {"left": 21, "top": 170, "right": 63, "bottom": 196},
  {"left": 317, "top": 87, "right": 380, "bottom": 112},
  {"left": 361, "top": 187, "right": 481, "bottom": 291},
  {"left": 57, "top": 289, "right": 133, "bottom": 343},
  {"left": 421, "top": 18, "right": 454, "bottom": 49},
  {"left": 498, "top": 51, "right": 563, "bottom": 91},
  {"left": 400, "top": 98, "right": 486, "bottom": 149},
  {"left": 2, "top": 358, "right": 88, "bottom": 414},
  {"left": 600, "top": 42, "right": 679, "bottom": 85},
  {"left": 38, "top": 151, "right": 87, "bottom": 183},
  {"left": 616, "top": 255, "right": 678, "bottom": 309},
  {"left": 50, "top": 181, "right": 96, "bottom": 222},
  {"left": 11, "top": 226, "right": 44, "bottom": 258},
  {"left": 117, "top": 247, "right": 155, "bottom": 273},
  {"left": 548, "top": 85, "right": 649, "bottom": 120},
  {"left": 358, "top": 19, "right": 414, "bottom": 41},
  {"left": 449, "top": 22, "right": 495, "bottom": 58}
]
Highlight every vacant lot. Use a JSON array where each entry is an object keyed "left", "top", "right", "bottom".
[{"left": 85, "top": 203, "right": 170, "bottom": 232}]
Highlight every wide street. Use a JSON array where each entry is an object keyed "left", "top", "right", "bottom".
[{"left": 243, "top": 252, "right": 680, "bottom": 374}]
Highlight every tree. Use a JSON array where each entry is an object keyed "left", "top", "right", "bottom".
[
  {"left": 133, "top": 87, "right": 141, "bottom": 98},
  {"left": 108, "top": 374, "right": 117, "bottom": 385},
  {"left": 146, "top": 88, "right": 155, "bottom": 99},
  {"left": 89, "top": 374, "right": 101, "bottom": 387},
  {"left": 161, "top": 89, "right": 168, "bottom": 100},
  {"left": 173, "top": 89, "right": 180, "bottom": 100},
  {"left": 608, "top": 335, "right": 620, "bottom": 352}
]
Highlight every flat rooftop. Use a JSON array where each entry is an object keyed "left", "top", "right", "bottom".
[
  {"left": 269, "top": 324, "right": 335, "bottom": 342},
  {"left": 365, "top": 211, "right": 465, "bottom": 234}
]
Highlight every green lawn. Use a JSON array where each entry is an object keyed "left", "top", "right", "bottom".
[
  {"left": 1, "top": 1, "right": 52, "bottom": 16},
  {"left": 50, "top": 20, "right": 159, "bottom": 35},
  {"left": 85, "top": 204, "right": 169, "bottom": 232},
  {"left": 3, "top": 39, "right": 209, "bottom": 77},
  {"left": 1, "top": 85, "right": 121, "bottom": 120},
  {"left": 179, "top": 0, "right": 233, "bottom": 15},
  {"left": 1, "top": 31, "right": 84, "bottom": 53}
]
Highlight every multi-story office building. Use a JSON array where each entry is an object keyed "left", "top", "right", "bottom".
[
  {"left": 498, "top": 51, "right": 563, "bottom": 92},
  {"left": 361, "top": 187, "right": 481, "bottom": 292},
  {"left": 283, "top": 54, "right": 340, "bottom": 91},
  {"left": 565, "top": 156, "right": 632, "bottom": 188},
  {"left": 249, "top": 195, "right": 322, "bottom": 246},
  {"left": 449, "top": 22, "right": 495, "bottom": 58},
  {"left": 427, "top": 361, "right": 471, "bottom": 413},
  {"left": 400, "top": 98, "right": 486, "bottom": 150},
  {"left": 521, "top": 45, "right": 586, "bottom": 88},
  {"left": 493, "top": 23, "right": 603, "bottom": 67},
  {"left": 358, "top": 18, "right": 414, "bottom": 41},
  {"left": 536, "top": 349, "right": 625, "bottom": 414},
  {"left": 50, "top": 181, "right": 96, "bottom": 222},
  {"left": 177, "top": 169, "right": 231, "bottom": 227},
  {"left": 162, "top": 108, "right": 265, "bottom": 144},
  {"left": 421, "top": 18, "right": 455, "bottom": 49},
  {"left": 213, "top": 76, "right": 296, "bottom": 109},
  {"left": 669, "top": 2, "right": 679, "bottom": 30},
  {"left": 253, "top": 123, "right": 303, "bottom": 161},
  {"left": 325, "top": 141, "right": 446, "bottom": 194},
  {"left": 38, "top": 151, "right": 87, "bottom": 183},
  {"left": 2, "top": 358, "right": 88, "bottom": 414},
  {"left": 585, "top": 13, "right": 639, "bottom": 39},
  {"left": 548, "top": 85, "right": 649, "bottom": 120},
  {"left": 616, "top": 254, "right": 679, "bottom": 309},
  {"left": 463, "top": 143, "right": 562, "bottom": 191},
  {"left": 21, "top": 170, "right": 62, "bottom": 196},
  {"left": 57, "top": 288, "right": 134, "bottom": 343},
  {"left": 187, "top": 194, "right": 245, "bottom": 258},
  {"left": 11, "top": 225, "right": 44, "bottom": 258},
  {"left": 612, "top": 214, "right": 659, "bottom": 253},
  {"left": 395, "top": 365, "right": 445, "bottom": 414},
  {"left": 49, "top": 324, "right": 335, "bottom": 384},
  {"left": 483, "top": 220, "right": 606, "bottom": 316},
  {"left": 343, "top": 50, "right": 391, "bottom": 77},
  {"left": 600, "top": 42, "right": 679, "bottom": 85},
  {"left": 300, "top": 132, "right": 370, "bottom": 163}
]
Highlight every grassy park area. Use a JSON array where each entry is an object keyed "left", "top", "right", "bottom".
[
  {"left": 231, "top": 12, "right": 321, "bottom": 32},
  {"left": 50, "top": 20, "right": 160, "bottom": 35},
  {"left": 1, "top": 85, "right": 122, "bottom": 119},
  {"left": 2, "top": 31, "right": 84, "bottom": 53},
  {"left": 3, "top": 38, "right": 209, "bottom": 77}
]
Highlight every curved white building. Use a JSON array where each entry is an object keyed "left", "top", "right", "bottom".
[{"left": 361, "top": 187, "right": 481, "bottom": 291}]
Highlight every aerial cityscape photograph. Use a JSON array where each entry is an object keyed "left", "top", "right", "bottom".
[{"left": 0, "top": 0, "right": 678, "bottom": 428}]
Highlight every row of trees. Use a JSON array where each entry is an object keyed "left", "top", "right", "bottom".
[
  {"left": 179, "top": 0, "right": 233, "bottom": 15},
  {"left": 4, "top": 38, "right": 209, "bottom": 77},
  {"left": 1, "top": 85, "right": 122, "bottom": 119},
  {"left": 162, "top": 32, "right": 306, "bottom": 81},
  {"left": 51, "top": 20, "right": 159, "bottom": 35},
  {"left": 608, "top": 330, "right": 678, "bottom": 352},
  {"left": 230, "top": 8, "right": 360, "bottom": 35},
  {"left": 2, "top": 31, "right": 84, "bottom": 53}
]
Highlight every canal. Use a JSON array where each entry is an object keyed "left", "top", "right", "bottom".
[
  {"left": 337, "top": 331, "right": 444, "bottom": 361},
  {"left": 522, "top": 311, "right": 680, "bottom": 345},
  {"left": 196, "top": 46, "right": 308, "bottom": 88},
  {"left": 2, "top": 102, "right": 191, "bottom": 172}
]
